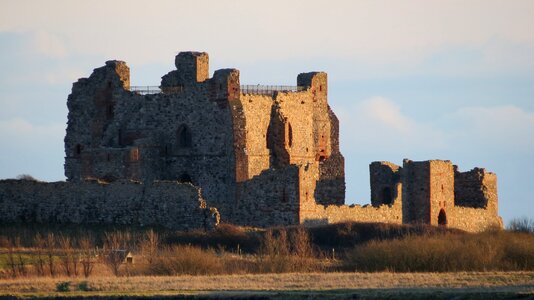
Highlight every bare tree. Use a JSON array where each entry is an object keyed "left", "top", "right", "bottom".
[
  {"left": 102, "top": 231, "right": 130, "bottom": 276},
  {"left": 45, "top": 233, "right": 56, "bottom": 276},
  {"left": 33, "top": 234, "right": 46, "bottom": 276},
  {"left": 6, "top": 239, "right": 17, "bottom": 278},
  {"left": 59, "top": 235, "right": 73, "bottom": 276},
  {"left": 16, "top": 238, "right": 27, "bottom": 277},
  {"left": 79, "top": 235, "right": 95, "bottom": 278},
  {"left": 140, "top": 229, "right": 159, "bottom": 265},
  {"left": 290, "top": 226, "right": 312, "bottom": 257}
]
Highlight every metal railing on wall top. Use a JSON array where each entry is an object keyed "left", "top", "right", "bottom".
[{"left": 128, "top": 85, "right": 306, "bottom": 95}]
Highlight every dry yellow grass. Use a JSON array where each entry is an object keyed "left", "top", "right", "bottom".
[{"left": 0, "top": 272, "right": 533, "bottom": 295}]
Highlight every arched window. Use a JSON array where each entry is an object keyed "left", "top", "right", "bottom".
[
  {"left": 178, "top": 173, "right": 192, "bottom": 184},
  {"left": 382, "top": 187, "right": 393, "bottom": 205},
  {"left": 438, "top": 209, "right": 447, "bottom": 226},
  {"left": 177, "top": 124, "right": 192, "bottom": 148}
]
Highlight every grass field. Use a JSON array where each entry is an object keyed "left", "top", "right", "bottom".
[{"left": 0, "top": 272, "right": 533, "bottom": 299}]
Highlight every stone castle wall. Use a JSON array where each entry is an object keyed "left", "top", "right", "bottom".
[
  {"left": 0, "top": 179, "right": 218, "bottom": 230},
  {"left": 454, "top": 167, "right": 498, "bottom": 213},
  {"left": 65, "top": 54, "right": 238, "bottom": 221},
  {"left": 233, "top": 166, "right": 301, "bottom": 227},
  {"left": 0, "top": 51, "right": 502, "bottom": 233}
]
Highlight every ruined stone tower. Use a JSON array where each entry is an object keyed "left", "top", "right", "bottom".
[{"left": 64, "top": 51, "right": 345, "bottom": 226}]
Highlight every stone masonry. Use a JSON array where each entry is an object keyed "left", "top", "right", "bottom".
[{"left": 0, "top": 51, "right": 502, "bottom": 232}]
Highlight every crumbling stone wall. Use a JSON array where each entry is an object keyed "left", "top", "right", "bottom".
[
  {"left": 233, "top": 166, "right": 300, "bottom": 227},
  {"left": 64, "top": 52, "right": 345, "bottom": 223},
  {"left": 0, "top": 179, "right": 218, "bottom": 230},
  {"left": 370, "top": 159, "right": 502, "bottom": 231},
  {"left": 369, "top": 161, "right": 401, "bottom": 206},
  {"left": 454, "top": 167, "right": 498, "bottom": 212},
  {"left": 65, "top": 53, "right": 238, "bottom": 220}
]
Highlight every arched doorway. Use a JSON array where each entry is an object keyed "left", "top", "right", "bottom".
[
  {"left": 438, "top": 209, "right": 447, "bottom": 226},
  {"left": 178, "top": 173, "right": 192, "bottom": 184}
]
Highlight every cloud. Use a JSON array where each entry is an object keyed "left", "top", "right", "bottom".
[
  {"left": 1, "top": 0, "right": 534, "bottom": 73},
  {"left": 336, "top": 97, "right": 446, "bottom": 154},
  {"left": 336, "top": 97, "right": 534, "bottom": 160},
  {"left": 32, "top": 31, "right": 67, "bottom": 58},
  {"left": 0, "top": 118, "right": 65, "bottom": 141},
  {"left": 441, "top": 105, "right": 534, "bottom": 152},
  {"left": 0, "top": 118, "right": 66, "bottom": 181}
]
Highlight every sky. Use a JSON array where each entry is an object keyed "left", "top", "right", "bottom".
[{"left": 1, "top": 0, "right": 533, "bottom": 225}]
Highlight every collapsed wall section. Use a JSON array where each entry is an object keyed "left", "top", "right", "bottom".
[
  {"left": 0, "top": 179, "right": 218, "bottom": 230},
  {"left": 369, "top": 161, "right": 401, "bottom": 207},
  {"left": 65, "top": 52, "right": 238, "bottom": 221},
  {"left": 299, "top": 162, "right": 401, "bottom": 225},
  {"left": 233, "top": 166, "right": 300, "bottom": 227},
  {"left": 454, "top": 167, "right": 498, "bottom": 212}
]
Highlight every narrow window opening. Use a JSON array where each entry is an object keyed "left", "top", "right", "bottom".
[
  {"left": 130, "top": 148, "right": 139, "bottom": 162},
  {"left": 382, "top": 187, "right": 393, "bottom": 205},
  {"left": 177, "top": 124, "right": 192, "bottom": 148},
  {"left": 75, "top": 144, "right": 82, "bottom": 156},
  {"left": 106, "top": 104, "right": 114, "bottom": 119},
  {"left": 285, "top": 122, "right": 293, "bottom": 148}
]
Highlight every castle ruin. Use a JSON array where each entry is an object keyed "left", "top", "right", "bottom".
[{"left": 0, "top": 51, "right": 502, "bottom": 232}]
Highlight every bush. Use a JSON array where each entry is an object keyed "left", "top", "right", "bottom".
[
  {"left": 344, "top": 231, "right": 534, "bottom": 272},
  {"left": 77, "top": 281, "right": 92, "bottom": 291},
  {"left": 55, "top": 281, "right": 70, "bottom": 292},
  {"left": 16, "top": 174, "right": 39, "bottom": 181},
  {"left": 309, "top": 221, "right": 460, "bottom": 251},
  {"left": 145, "top": 245, "right": 224, "bottom": 275},
  {"left": 165, "top": 223, "right": 260, "bottom": 253}
]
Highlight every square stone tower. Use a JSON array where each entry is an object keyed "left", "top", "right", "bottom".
[{"left": 401, "top": 159, "right": 455, "bottom": 226}]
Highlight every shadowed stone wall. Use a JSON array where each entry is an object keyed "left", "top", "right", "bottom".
[{"left": 0, "top": 179, "right": 218, "bottom": 230}]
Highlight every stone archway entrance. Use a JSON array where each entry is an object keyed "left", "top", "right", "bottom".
[{"left": 438, "top": 208, "right": 447, "bottom": 226}]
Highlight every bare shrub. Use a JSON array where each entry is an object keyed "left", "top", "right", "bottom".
[
  {"left": 257, "top": 228, "right": 320, "bottom": 273},
  {"left": 58, "top": 235, "right": 79, "bottom": 276},
  {"left": 290, "top": 226, "right": 312, "bottom": 257},
  {"left": 44, "top": 233, "right": 56, "bottom": 276},
  {"left": 345, "top": 231, "right": 534, "bottom": 272},
  {"left": 33, "top": 234, "right": 46, "bottom": 276},
  {"left": 6, "top": 239, "right": 18, "bottom": 278},
  {"left": 145, "top": 245, "right": 224, "bottom": 275},
  {"left": 165, "top": 223, "right": 259, "bottom": 253},
  {"left": 508, "top": 218, "right": 534, "bottom": 233}
]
